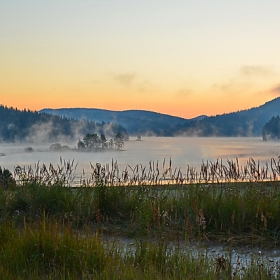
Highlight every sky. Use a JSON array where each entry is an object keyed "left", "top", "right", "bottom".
[{"left": 1, "top": 0, "right": 280, "bottom": 119}]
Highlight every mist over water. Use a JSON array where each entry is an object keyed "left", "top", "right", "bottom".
[{"left": 1, "top": 137, "right": 280, "bottom": 175}]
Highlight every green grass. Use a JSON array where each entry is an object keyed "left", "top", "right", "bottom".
[
  {"left": 1, "top": 177, "right": 280, "bottom": 278},
  {"left": 2, "top": 181, "right": 280, "bottom": 243},
  {"left": 0, "top": 220, "right": 278, "bottom": 279}
]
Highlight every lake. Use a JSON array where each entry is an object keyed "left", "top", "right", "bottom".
[
  {"left": 1, "top": 137, "right": 280, "bottom": 178},
  {"left": 3, "top": 137, "right": 280, "bottom": 273}
]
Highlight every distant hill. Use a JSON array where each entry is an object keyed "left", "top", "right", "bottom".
[
  {"left": 40, "top": 108, "right": 205, "bottom": 136},
  {"left": 40, "top": 97, "right": 280, "bottom": 137},
  {"left": 171, "top": 97, "right": 280, "bottom": 136},
  {"left": 0, "top": 105, "right": 128, "bottom": 143}
]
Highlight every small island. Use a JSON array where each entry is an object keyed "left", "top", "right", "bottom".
[{"left": 49, "top": 132, "right": 126, "bottom": 152}]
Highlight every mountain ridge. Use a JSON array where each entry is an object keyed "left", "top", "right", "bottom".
[
  {"left": 40, "top": 107, "right": 206, "bottom": 136},
  {"left": 0, "top": 105, "right": 128, "bottom": 142},
  {"left": 171, "top": 97, "right": 280, "bottom": 136},
  {"left": 40, "top": 97, "right": 280, "bottom": 137}
]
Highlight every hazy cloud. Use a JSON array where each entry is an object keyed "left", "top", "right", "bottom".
[
  {"left": 137, "top": 80, "right": 154, "bottom": 93},
  {"left": 270, "top": 84, "right": 280, "bottom": 96},
  {"left": 114, "top": 73, "right": 136, "bottom": 87},
  {"left": 211, "top": 65, "right": 276, "bottom": 95},
  {"left": 211, "top": 79, "right": 249, "bottom": 95},
  {"left": 175, "top": 88, "right": 192, "bottom": 98},
  {"left": 113, "top": 73, "right": 156, "bottom": 94},
  {"left": 240, "top": 65, "right": 275, "bottom": 77}
]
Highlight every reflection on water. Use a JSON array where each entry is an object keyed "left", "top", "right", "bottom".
[
  {"left": 106, "top": 236, "right": 280, "bottom": 277},
  {"left": 0, "top": 137, "right": 280, "bottom": 173}
]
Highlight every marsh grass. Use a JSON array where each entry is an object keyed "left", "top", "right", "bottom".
[
  {"left": 0, "top": 220, "right": 279, "bottom": 279},
  {"left": 13, "top": 157, "right": 280, "bottom": 187},
  {"left": 2, "top": 158, "right": 280, "bottom": 278},
  {"left": 0, "top": 220, "right": 106, "bottom": 279},
  {"left": 3, "top": 179, "right": 280, "bottom": 246}
]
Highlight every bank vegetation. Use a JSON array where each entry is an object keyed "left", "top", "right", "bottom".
[{"left": 1, "top": 161, "right": 280, "bottom": 279}]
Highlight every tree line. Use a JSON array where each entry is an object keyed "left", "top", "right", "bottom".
[
  {"left": 0, "top": 105, "right": 128, "bottom": 142},
  {"left": 262, "top": 115, "right": 280, "bottom": 141}
]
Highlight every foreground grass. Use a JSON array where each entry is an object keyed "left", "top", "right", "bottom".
[
  {"left": 3, "top": 181, "right": 280, "bottom": 244},
  {"left": 1, "top": 181, "right": 280, "bottom": 278},
  {"left": 0, "top": 220, "right": 279, "bottom": 279}
]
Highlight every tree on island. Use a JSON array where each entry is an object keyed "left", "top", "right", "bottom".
[
  {"left": 114, "top": 132, "right": 124, "bottom": 150},
  {"left": 77, "top": 132, "right": 125, "bottom": 151},
  {"left": 81, "top": 133, "right": 100, "bottom": 149},
  {"left": 50, "top": 143, "right": 71, "bottom": 151},
  {"left": 77, "top": 139, "right": 86, "bottom": 149}
]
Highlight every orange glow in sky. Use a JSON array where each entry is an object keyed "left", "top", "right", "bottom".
[{"left": 1, "top": 1, "right": 280, "bottom": 119}]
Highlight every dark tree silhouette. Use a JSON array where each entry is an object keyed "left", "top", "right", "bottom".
[
  {"left": 262, "top": 115, "right": 280, "bottom": 141},
  {"left": 77, "top": 132, "right": 124, "bottom": 151},
  {"left": 0, "top": 105, "right": 128, "bottom": 142}
]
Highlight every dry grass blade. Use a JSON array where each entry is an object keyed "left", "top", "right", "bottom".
[{"left": 14, "top": 156, "right": 280, "bottom": 187}]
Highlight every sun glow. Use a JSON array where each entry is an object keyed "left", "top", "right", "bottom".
[{"left": 1, "top": 1, "right": 280, "bottom": 118}]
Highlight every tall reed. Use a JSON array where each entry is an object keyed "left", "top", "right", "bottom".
[
  {"left": 13, "top": 157, "right": 280, "bottom": 187},
  {"left": 3, "top": 179, "right": 280, "bottom": 245}
]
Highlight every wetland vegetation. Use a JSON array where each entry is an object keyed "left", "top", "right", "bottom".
[{"left": 1, "top": 159, "right": 280, "bottom": 278}]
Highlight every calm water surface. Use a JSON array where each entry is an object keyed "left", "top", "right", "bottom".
[{"left": 1, "top": 137, "right": 280, "bottom": 173}]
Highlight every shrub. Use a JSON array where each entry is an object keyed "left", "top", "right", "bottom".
[{"left": 0, "top": 167, "right": 16, "bottom": 190}]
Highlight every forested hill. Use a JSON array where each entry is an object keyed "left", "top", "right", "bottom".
[
  {"left": 41, "top": 97, "right": 280, "bottom": 137},
  {"left": 0, "top": 105, "right": 127, "bottom": 142},
  {"left": 262, "top": 115, "right": 280, "bottom": 140},
  {"left": 40, "top": 108, "right": 205, "bottom": 136},
  {"left": 171, "top": 97, "right": 280, "bottom": 136}
]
